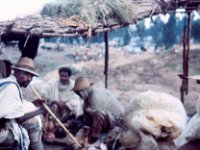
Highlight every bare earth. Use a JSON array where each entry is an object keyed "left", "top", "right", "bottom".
[
  {"left": 2, "top": 43, "right": 200, "bottom": 150},
  {"left": 3, "top": 44, "right": 200, "bottom": 115}
]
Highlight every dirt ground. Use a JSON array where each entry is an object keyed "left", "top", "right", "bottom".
[
  {"left": 1, "top": 43, "right": 200, "bottom": 150},
  {"left": 41, "top": 44, "right": 200, "bottom": 115},
  {"left": 2, "top": 43, "right": 200, "bottom": 115}
]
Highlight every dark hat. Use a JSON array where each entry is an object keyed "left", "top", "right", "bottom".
[{"left": 12, "top": 57, "right": 39, "bottom": 76}]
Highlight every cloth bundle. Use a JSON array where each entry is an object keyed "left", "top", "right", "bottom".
[{"left": 124, "top": 90, "right": 187, "bottom": 139}]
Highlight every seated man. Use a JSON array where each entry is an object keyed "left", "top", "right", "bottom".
[
  {"left": 1, "top": 57, "right": 45, "bottom": 150},
  {"left": 41, "top": 67, "right": 83, "bottom": 121},
  {"left": 0, "top": 57, "right": 46, "bottom": 149}
]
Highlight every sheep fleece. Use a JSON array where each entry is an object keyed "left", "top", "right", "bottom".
[{"left": 124, "top": 90, "right": 187, "bottom": 139}]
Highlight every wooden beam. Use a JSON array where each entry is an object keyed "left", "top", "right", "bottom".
[{"left": 1, "top": 24, "right": 129, "bottom": 38}]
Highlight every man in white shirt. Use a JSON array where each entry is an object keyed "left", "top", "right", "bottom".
[
  {"left": 41, "top": 67, "right": 83, "bottom": 121},
  {"left": 0, "top": 57, "right": 45, "bottom": 150}
]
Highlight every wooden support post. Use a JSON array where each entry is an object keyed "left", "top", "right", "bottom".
[
  {"left": 181, "top": 24, "right": 187, "bottom": 103},
  {"left": 186, "top": 11, "right": 191, "bottom": 83},
  {"left": 180, "top": 11, "right": 191, "bottom": 103},
  {"left": 104, "top": 32, "right": 109, "bottom": 88}
]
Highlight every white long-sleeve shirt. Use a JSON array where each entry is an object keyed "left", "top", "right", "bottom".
[
  {"left": 41, "top": 78, "right": 83, "bottom": 117},
  {"left": 0, "top": 75, "right": 30, "bottom": 149},
  {"left": 0, "top": 75, "right": 24, "bottom": 119}
]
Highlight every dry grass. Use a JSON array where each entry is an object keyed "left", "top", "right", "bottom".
[{"left": 41, "top": 0, "right": 134, "bottom": 26}]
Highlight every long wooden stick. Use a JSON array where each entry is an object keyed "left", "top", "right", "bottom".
[{"left": 30, "top": 85, "right": 82, "bottom": 148}]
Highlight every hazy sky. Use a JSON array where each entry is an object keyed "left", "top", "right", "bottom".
[{"left": 0, "top": 0, "right": 52, "bottom": 21}]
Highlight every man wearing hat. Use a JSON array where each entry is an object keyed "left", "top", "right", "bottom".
[
  {"left": 72, "top": 76, "right": 124, "bottom": 143},
  {"left": 0, "top": 57, "right": 45, "bottom": 150}
]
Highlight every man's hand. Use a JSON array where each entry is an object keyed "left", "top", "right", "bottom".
[
  {"left": 38, "top": 106, "right": 48, "bottom": 115},
  {"left": 33, "top": 98, "right": 46, "bottom": 107}
]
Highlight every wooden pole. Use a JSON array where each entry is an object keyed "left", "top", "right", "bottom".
[
  {"left": 30, "top": 85, "right": 82, "bottom": 148},
  {"left": 104, "top": 31, "right": 109, "bottom": 88},
  {"left": 186, "top": 11, "right": 191, "bottom": 91},
  {"left": 180, "top": 23, "right": 187, "bottom": 103},
  {"left": 180, "top": 11, "right": 191, "bottom": 103}
]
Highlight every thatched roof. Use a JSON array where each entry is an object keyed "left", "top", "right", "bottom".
[{"left": 0, "top": 0, "right": 199, "bottom": 39}]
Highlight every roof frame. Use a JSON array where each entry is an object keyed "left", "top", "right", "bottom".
[{"left": 0, "top": 0, "right": 199, "bottom": 39}]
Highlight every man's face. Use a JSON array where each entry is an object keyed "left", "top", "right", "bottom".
[
  {"left": 59, "top": 71, "right": 70, "bottom": 85},
  {"left": 15, "top": 70, "right": 33, "bottom": 87}
]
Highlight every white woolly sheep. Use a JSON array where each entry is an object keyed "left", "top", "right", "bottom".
[{"left": 119, "top": 90, "right": 187, "bottom": 150}]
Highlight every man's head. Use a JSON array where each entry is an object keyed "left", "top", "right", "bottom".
[
  {"left": 58, "top": 67, "right": 72, "bottom": 85},
  {"left": 72, "top": 77, "right": 93, "bottom": 98},
  {"left": 12, "top": 57, "right": 39, "bottom": 87}
]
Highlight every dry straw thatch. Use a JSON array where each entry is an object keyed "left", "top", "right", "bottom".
[
  {"left": 41, "top": 0, "right": 134, "bottom": 27},
  {"left": 0, "top": 0, "right": 199, "bottom": 38}
]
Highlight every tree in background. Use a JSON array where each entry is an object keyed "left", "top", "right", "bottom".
[
  {"left": 122, "top": 27, "right": 132, "bottom": 45},
  {"left": 191, "top": 19, "right": 200, "bottom": 43},
  {"left": 149, "top": 16, "right": 165, "bottom": 47},
  {"left": 42, "top": 12, "right": 200, "bottom": 49},
  {"left": 173, "top": 17, "right": 184, "bottom": 47},
  {"left": 136, "top": 20, "right": 147, "bottom": 44},
  {"left": 162, "top": 13, "right": 177, "bottom": 49}
]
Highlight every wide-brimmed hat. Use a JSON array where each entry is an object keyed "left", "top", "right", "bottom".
[
  {"left": 12, "top": 57, "right": 39, "bottom": 76},
  {"left": 177, "top": 73, "right": 200, "bottom": 80},
  {"left": 72, "top": 76, "right": 93, "bottom": 91}
]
